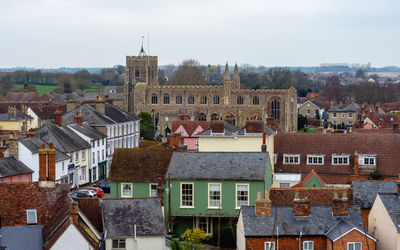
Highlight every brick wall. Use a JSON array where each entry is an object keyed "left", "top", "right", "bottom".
[
  {"left": 331, "top": 228, "right": 375, "bottom": 250},
  {"left": 246, "top": 236, "right": 327, "bottom": 250}
]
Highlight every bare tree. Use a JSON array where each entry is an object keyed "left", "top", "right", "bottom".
[
  {"left": 261, "top": 68, "right": 292, "bottom": 89},
  {"left": 168, "top": 59, "right": 207, "bottom": 85}
]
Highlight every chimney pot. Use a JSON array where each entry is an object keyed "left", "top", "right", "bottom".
[
  {"left": 255, "top": 191, "right": 272, "bottom": 217},
  {"left": 332, "top": 188, "right": 349, "bottom": 215}
]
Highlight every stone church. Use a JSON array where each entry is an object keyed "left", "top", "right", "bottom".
[{"left": 123, "top": 47, "right": 298, "bottom": 135}]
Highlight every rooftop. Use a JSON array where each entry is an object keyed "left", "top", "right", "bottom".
[
  {"left": 101, "top": 198, "right": 165, "bottom": 238},
  {"left": 378, "top": 193, "right": 400, "bottom": 232},
  {"left": 167, "top": 152, "right": 269, "bottom": 180},
  {"left": 0, "top": 156, "right": 33, "bottom": 178},
  {"left": 68, "top": 123, "right": 107, "bottom": 140},
  {"left": 352, "top": 180, "right": 397, "bottom": 209},
  {"left": 19, "top": 137, "right": 70, "bottom": 162}
]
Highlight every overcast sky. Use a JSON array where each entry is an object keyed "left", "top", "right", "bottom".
[{"left": 1, "top": 0, "right": 399, "bottom": 68}]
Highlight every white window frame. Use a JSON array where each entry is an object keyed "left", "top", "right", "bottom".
[
  {"left": 194, "top": 217, "right": 213, "bottom": 235},
  {"left": 283, "top": 154, "right": 301, "bottom": 164},
  {"left": 149, "top": 183, "right": 158, "bottom": 197},
  {"left": 208, "top": 183, "right": 222, "bottom": 209},
  {"left": 112, "top": 239, "right": 126, "bottom": 249},
  {"left": 333, "top": 112, "right": 337, "bottom": 118},
  {"left": 332, "top": 155, "right": 350, "bottom": 165},
  {"left": 235, "top": 183, "right": 249, "bottom": 209},
  {"left": 358, "top": 154, "right": 376, "bottom": 166},
  {"left": 274, "top": 154, "right": 278, "bottom": 164},
  {"left": 279, "top": 182, "right": 291, "bottom": 188},
  {"left": 180, "top": 182, "right": 194, "bottom": 208},
  {"left": 121, "top": 183, "right": 133, "bottom": 197},
  {"left": 26, "top": 209, "right": 37, "bottom": 224},
  {"left": 349, "top": 112, "right": 353, "bottom": 118},
  {"left": 341, "top": 113, "right": 345, "bottom": 118},
  {"left": 82, "top": 150, "right": 86, "bottom": 162},
  {"left": 306, "top": 109, "right": 310, "bottom": 115},
  {"left": 347, "top": 242, "right": 362, "bottom": 250},
  {"left": 306, "top": 154, "right": 325, "bottom": 165},
  {"left": 303, "top": 241, "right": 314, "bottom": 250},
  {"left": 265, "top": 241, "right": 275, "bottom": 250}
]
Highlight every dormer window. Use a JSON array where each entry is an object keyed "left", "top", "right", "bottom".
[
  {"left": 26, "top": 209, "right": 37, "bottom": 224},
  {"left": 358, "top": 155, "right": 376, "bottom": 166},
  {"left": 283, "top": 154, "right": 300, "bottom": 164},
  {"left": 307, "top": 154, "right": 324, "bottom": 165}
]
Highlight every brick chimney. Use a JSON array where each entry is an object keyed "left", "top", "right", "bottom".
[
  {"left": 54, "top": 106, "right": 63, "bottom": 127},
  {"left": 39, "top": 142, "right": 47, "bottom": 181},
  {"left": 8, "top": 132, "right": 18, "bottom": 159},
  {"left": 261, "top": 131, "right": 267, "bottom": 152},
  {"left": 332, "top": 189, "right": 349, "bottom": 216},
  {"left": 255, "top": 192, "right": 272, "bottom": 217},
  {"left": 74, "top": 111, "right": 83, "bottom": 126},
  {"left": 177, "top": 137, "right": 187, "bottom": 151},
  {"left": 393, "top": 124, "right": 399, "bottom": 134},
  {"left": 71, "top": 201, "right": 79, "bottom": 223},
  {"left": 353, "top": 155, "right": 359, "bottom": 175},
  {"left": 293, "top": 190, "right": 311, "bottom": 217},
  {"left": 95, "top": 95, "right": 105, "bottom": 114},
  {"left": 47, "top": 142, "right": 56, "bottom": 181}
]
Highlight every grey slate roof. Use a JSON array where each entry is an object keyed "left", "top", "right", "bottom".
[
  {"left": 0, "top": 225, "right": 44, "bottom": 250},
  {"left": 310, "top": 100, "right": 324, "bottom": 109},
  {"left": 241, "top": 205, "right": 365, "bottom": 237},
  {"left": 378, "top": 193, "right": 400, "bottom": 232},
  {"left": 352, "top": 181, "right": 397, "bottom": 209},
  {"left": 325, "top": 220, "right": 359, "bottom": 241},
  {"left": 68, "top": 123, "right": 107, "bottom": 140},
  {"left": 19, "top": 137, "right": 70, "bottom": 162},
  {"left": 0, "top": 113, "right": 33, "bottom": 121},
  {"left": 62, "top": 103, "right": 139, "bottom": 127},
  {"left": 197, "top": 122, "right": 240, "bottom": 137},
  {"left": 101, "top": 198, "right": 165, "bottom": 238},
  {"left": 329, "top": 103, "right": 360, "bottom": 112},
  {"left": 36, "top": 123, "right": 90, "bottom": 153},
  {"left": 0, "top": 157, "right": 33, "bottom": 178},
  {"left": 167, "top": 152, "right": 269, "bottom": 180}
]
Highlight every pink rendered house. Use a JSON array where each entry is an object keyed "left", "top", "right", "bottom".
[
  {"left": 172, "top": 121, "right": 211, "bottom": 150},
  {"left": 0, "top": 157, "right": 33, "bottom": 183}
]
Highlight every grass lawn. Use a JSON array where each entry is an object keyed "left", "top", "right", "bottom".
[{"left": 297, "top": 128, "right": 317, "bottom": 134}]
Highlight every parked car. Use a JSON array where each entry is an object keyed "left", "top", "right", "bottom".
[
  {"left": 86, "top": 187, "right": 104, "bottom": 198},
  {"left": 95, "top": 181, "right": 110, "bottom": 193},
  {"left": 70, "top": 189, "right": 96, "bottom": 198}
]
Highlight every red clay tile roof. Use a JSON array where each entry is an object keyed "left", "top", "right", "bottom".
[
  {"left": 77, "top": 198, "right": 103, "bottom": 233},
  {"left": 109, "top": 147, "right": 173, "bottom": 182},
  {"left": 0, "top": 182, "right": 71, "bottom": 239},
  {"left": 269, "top": 187, "right": 353, "bottom": 206},
  {"left": 30, "top": 105, "right": 67, "bottom": 120},
  {"left": 241, "top": 121, "right": 264, "bottom": 133},
  {"left": 172, "top": 120, "right": 211, "bottom": 136},
  {"left": 364, "top": 112, "right": 400, "bottom": 128},
  {"left": 292, "top": 169, "right": 327, "bottom": 188},
  {"left": 274, "top": 133, "right": 400, "bottom": 181},
  {"left": 6, "top": 91, "right": 39, "bottom": 102}
]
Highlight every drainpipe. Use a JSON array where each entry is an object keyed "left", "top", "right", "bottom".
[
  {"left": 299, "top": 231, "right": 302, "bottom": 250},
  {"left": 276, "top": 226, "right": 279, "bottom": 250}
]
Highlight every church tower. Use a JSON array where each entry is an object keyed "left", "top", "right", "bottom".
[
  {"left": 124, "top": 45, "right": 158, "bottom": 114},
  {"left": 232, "top": 63, "right": 240, "bottom": 89}
]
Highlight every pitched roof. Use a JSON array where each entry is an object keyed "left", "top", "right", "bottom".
[
  {"left": 329, "top": 103, "right": 360, "bottom": 112},
  {"left": 0, "top": 112, "right": 33, "bottom": 121},
  {"left": 269, "top": 188, "right": 353, "bottom": 206},
  {"left": 6, "top": 91, "right": 39, "bottom": 102},
  {"left": 364, "top": 112, "right": 400, "bottom": 129},
  {"left": 171, "top": 120, "right": 211, "bottom": 136},
  {"left": 0, "top": 157, "right": 33, "bottom": 178},
  {"left": 36, "top": 123, "right": 91, "bottom": 153},
  {"left": 292, "top": 169, "right": 327, "bottom": 188},
  {"left": 241, "top": 204, "right": 365, "bottom": 237},
  {"left": 197, "top": 122, "right": 240, "bottom": 136},
  {"left": 274, "top": 133, "right": 400, "bottom": 180},
  {"left": 378, "top": 193, "right": 400, "bottom": 232},
  {"left": 0, "top": 183, "right": 71, "bottom": 239},
  {"left": 68, "top": 123, "right": 107, "bottom": 140},
  {"left": 0, "top": 225, "right": 44, "bottom": 250},
  {"left": 19, "top": 137, "right": 70, "bottom": 162},
  {"left": 324, "top": 219, "right": 375, "bottom": 242},
  {"left": 101, "top": 198, "right": 165, "bottom": 237},
  {"left": 237, "top": 121, "right": 276, "bottom": 136},
  {"left": 62, "top": 103, "right": 139, "bottom": 126},
  {"left": 108, "top": 147, "right": 173, "bottom": 182},
  {"left": 300, "top": 100, "right": 324, "bottom": 109},
  {"left": 30, "top": 105, "right": 66, "bottom": 120},
  {"left": 167, "top": 152, "right": 269, "bottom": 180},
  {"left": 352, "top": 181, "right": 397, "bottom": 209}
]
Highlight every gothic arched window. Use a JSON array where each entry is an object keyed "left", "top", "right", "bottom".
[
  {"left": 163, "top": 93, "right": 170, "bottom": 104},
  {"left": 151, "top": 93, "right": 158, "bottom": 104},
  {"left": 213, "top": 96, "right": 220, "bottom": 105},
  {"left": 252, "top": 96, "right": 259, "bottom": 105},
  {"left": 176, "top": 96, "right": 182, "bottom": 104},
  {"left": 237, "top": 96, "right": 244, "bottom": 105},
  {"left": 200, "top": 96, "right": 207, "bottom": 104},
  {"left": 188, "top": 96, "right": 195, "bottom": 104},
  {"left": 271, "top": 98, "right": 280, "bottom": 121}
]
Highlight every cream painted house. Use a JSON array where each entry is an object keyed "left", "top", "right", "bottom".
[
  {"left": 0, "top": 106, "right": 33, "bottom": 132},
  {"left": 369, "top": 193, "right": 400, "bottom": 250},
  {"left": 197, "top": 121, "right": 275, "bottom": 171}
]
